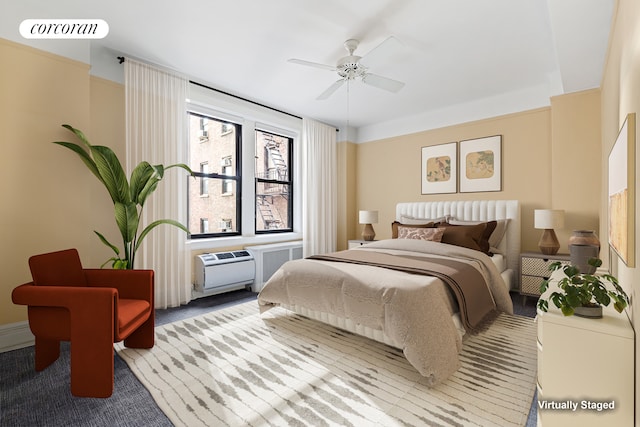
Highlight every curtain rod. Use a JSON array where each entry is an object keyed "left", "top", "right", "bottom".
[
  {"left": 118, "top": 56, "right": 308, "bottom": 123},
  {"left": 117, "top": 56, "right": 339, "bottom": 131}
]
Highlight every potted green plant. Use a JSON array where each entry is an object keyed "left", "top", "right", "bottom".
[
  {"left": 537, "top": 258, "right": 629, "bottom": 318},
  {"left": 54, "top": 124, "right": 193, "bottom": 269}
]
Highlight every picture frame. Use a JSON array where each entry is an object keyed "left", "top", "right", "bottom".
[
  {"left": 459, "top": 135, "right": 502, "bottom": 193},
  {"left": 421, "top": 142, "right": 457, "bottom": 194},
  {"left": 608, "top": 113, "right": 635, "bottom": 267}
]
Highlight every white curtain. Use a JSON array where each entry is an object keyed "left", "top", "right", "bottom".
[
  {"left": 302, "top": 118, "right": 337, "bottom": 257},
  {"left": 125, "top": 58, "right": 191, "bottom": 308}
]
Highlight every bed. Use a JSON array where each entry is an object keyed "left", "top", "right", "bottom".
[{"left": 257, "top": 200, "right": 521, "bottom": 386}]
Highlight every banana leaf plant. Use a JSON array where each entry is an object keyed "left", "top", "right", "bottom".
[{"left": 53, "top": 124, "right": 193, "bottom": 269}]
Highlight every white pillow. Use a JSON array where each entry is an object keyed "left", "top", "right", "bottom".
[{"left": 400, "top": 214, "right": 448, "bottom": 225}]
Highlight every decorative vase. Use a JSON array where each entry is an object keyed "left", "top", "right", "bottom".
[{"left": 569, "top": 230, "right": 600, "bottom": 274}]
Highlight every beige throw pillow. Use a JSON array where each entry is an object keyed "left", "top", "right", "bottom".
[{"left": 398, "top": 226, "right": 445, "bottom": 242}]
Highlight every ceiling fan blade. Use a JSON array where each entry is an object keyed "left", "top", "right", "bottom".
[
  {"left": 317, "top": 79, "right": 345, "bottom": 100},
  {"left": 362, "top": 73, "right": 405, "bottom": 93},
  {"left": 288, "top": 58, "right": 336, "bottom": 71},
  {"left": 359, "top": 36, "right": 403, "bottom": 68}
]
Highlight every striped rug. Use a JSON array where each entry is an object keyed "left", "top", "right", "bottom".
[{"left": 116, "top": 301, "right": 536, "bottom": 426}]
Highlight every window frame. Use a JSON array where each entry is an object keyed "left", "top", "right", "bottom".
[
  {"left": 185, "top": 86, "right": 302, "bottom": 251},
  {"left": 187, "top": 110, "right": 242, "bottom": 239},
  {"left": 255, "top": 129, "right": 294, "bottom": 234}
]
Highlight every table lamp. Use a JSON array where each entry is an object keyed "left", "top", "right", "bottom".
[
  {"left": 359, "top": 210, "right": 379, "bottom": 241},
  {"left": 534, "top": 209, "right": 565, "bottom": 255}
]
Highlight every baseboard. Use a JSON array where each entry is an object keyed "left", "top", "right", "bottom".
[{"left": 0, "top": 321, "right": 34, "bottom": 352}]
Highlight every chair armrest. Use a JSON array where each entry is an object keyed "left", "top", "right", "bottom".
[
  {"left": 84, "top": 269, "right": 154, "bottom": 303},
  {"left": 12, "top": 282, "right": 116, "bottom": 311}
]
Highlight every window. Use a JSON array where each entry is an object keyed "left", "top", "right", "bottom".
[
  {"left": 255, "top": 130, "right": 293, "bottom": 232},
  {"left": 221, "top": 123, "right": 233, "bottom": 135},
  {"left": 186, "top": 83, "right": 301, "bottom": 245},
  {"left": 188, "top": 112, "right": 240, "bottom": 238},
  {"left": 219, "top": 218, "right": 232, "bottom": 232},
  {"left": 199, "top": 117, "right": 209, "bottom": 141},
  {"left": 199, "top": 162, "right": 209, "bottom": 196}
]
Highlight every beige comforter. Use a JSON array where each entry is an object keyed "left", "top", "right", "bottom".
[{"left": 257, "top": 239, "right": 514, "bottom": 386}]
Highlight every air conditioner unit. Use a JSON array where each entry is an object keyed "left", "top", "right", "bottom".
[
  {"left": 245, "top": 241, "right": 303, "bottom": 292},
  {"left": 193, "top": 250, "right": 255, "bottom": 298}
]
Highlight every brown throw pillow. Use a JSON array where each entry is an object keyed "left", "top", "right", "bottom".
[
  {"left": 438, "top": 222, "right": 494, "bottom": 254},
  {"left": 391, "top": 221, "right": 434, "bottom": 238},
  {"left": 447, "top": 218, "right": 508, "bottom": 249}
]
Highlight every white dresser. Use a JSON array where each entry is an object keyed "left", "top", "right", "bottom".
[{"left": 537, "top": 272, "right": 634, "bottom": 426}]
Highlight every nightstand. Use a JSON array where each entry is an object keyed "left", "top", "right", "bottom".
[
  {"left": 519, "top": 252, "right": 570, "bottom": 304},
  {"left": 348, "top": 239, "right": 376, "bottom": 249}
]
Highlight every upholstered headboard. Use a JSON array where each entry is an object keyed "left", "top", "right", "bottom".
[{"left": 396, "top": 200, "right": 521, "bottom": 280}]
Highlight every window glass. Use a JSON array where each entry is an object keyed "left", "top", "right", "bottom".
[
  {"left": 255, "top": 130, "right": 293, "bottom": 232},
  {"left": 188, "top": 112, "right": 240, "bottom": 237}
]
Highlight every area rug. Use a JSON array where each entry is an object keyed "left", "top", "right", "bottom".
[{"left": 116, "top": 301, "right": 537, "bottom": 426}]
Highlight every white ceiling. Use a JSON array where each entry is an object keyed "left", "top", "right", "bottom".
[{"left": 4, "top": 0, "right": 614, "bottom": 142}]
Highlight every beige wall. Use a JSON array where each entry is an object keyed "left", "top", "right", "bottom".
[
  {"left": 351, "top": 97, "right": 601, "bottom": 254},
  {"left": 88, "top": 76, "right": 127, "bottom": 268},
  {"left": 550, "top": 89, "right": 602, "bottom": 248},
  {"left": 336, "top": 140, "right": 357, "bottom": 250},
  {"left": 0, "top": 39, "right": 124, "bottom": 325},
  {"left": 600, "top": 0, "right": 640, "bottom": 413}
]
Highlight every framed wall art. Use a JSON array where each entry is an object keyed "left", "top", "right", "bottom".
[
  {"left": 459, "top": 135, "right": 502, "bottom": 193},
  {"left": 421, "top": 142, "right": 457, "bottom": 194},
  {"left": 608, "top": 113, "right": 635, "bottom": 267}
]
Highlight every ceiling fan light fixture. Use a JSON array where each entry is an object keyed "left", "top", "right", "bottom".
[
  {"left": 289, "top": 36, "right": 406, "bottom": 99},
  {"left": 337, "top": 55, "right": 366, "bottom": 79}
]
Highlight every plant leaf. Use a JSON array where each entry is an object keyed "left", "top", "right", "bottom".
[
  {"left": 539, "top": 279, "right": 549, "bottom": 294},
  {"left": 134, "top": 219, "right": 188, "bottom": 252},
  {"left": 537, "top": 299, "right": 549, "bottom": 312},
  {"left": 93, "top": 230, "right": 120, "bottom": 255},
  {"left": 91, "top": 145, "right": 131, "bottom": 204},
  {"left": 564, "top": 265, "right": 580, "bottom": 277},
  {"left": 166, "top": 163, "right": 194, "bottom": 176},
  {"left": 52, "top": 141, "right": 104, "bottom": 182},
  {"left": 548, "top": 261, "right": 563, "bottom": 272},
  {"left": 114, "top": 202, "right": 139, "bottom": 243},
  {"left": 130, "top": 162, "right": 156, "bottom": 205},
  {"left": 62, "top": 124, "right": 91, "bottom": 148},
  {"left": 135, "top": 164, "right": 163, "bottom": 207},
  {"left": 560, "top": 305, "right": 575, "bottom": 316},
  {"left": 588, "top": 257, "right": 603, "bottom": 268},
  {"left": 112, "top": 259, "right": 129, "bottom": 269}
]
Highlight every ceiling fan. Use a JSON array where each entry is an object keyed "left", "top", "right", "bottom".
[{"left": 288, "top": 36, "right": 406, "bottom": 100}]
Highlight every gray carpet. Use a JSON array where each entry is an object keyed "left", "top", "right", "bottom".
[{"left": 0, "top": 291, "right": 538, "bottom": 426}]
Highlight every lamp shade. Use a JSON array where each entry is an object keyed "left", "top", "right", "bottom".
[
  {"left": 359, "top": 210, "right": 378, "bottom": 225},
  {"left": 534, "top": 209, "right": 565, "bottom": 230}
]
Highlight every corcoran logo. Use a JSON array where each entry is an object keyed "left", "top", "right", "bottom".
[{"left": 19, "top": 19, "right": 109, "bottom": 39}]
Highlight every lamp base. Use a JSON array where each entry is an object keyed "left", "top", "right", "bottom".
[
  {"left": 538, "top": 229, "right": 560, "bottom": 255},
  {"left": 362, "top": 224, "right": 376, "bottom": 241}
]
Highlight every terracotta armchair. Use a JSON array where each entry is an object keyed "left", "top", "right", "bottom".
[{"left": 12, "top": 249, "right": 154, "bottom": 398}]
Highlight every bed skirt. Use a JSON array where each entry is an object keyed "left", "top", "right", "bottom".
[{"left": 280, "top": 304, "right": 466, "bottom": 348}]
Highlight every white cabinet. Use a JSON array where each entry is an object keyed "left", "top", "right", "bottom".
[
  {"left": 537, "top": 273, "right": 634, "bottom": 426},
  {"left": 245, "top": 241, "right": 303, "bottom": 292}
]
